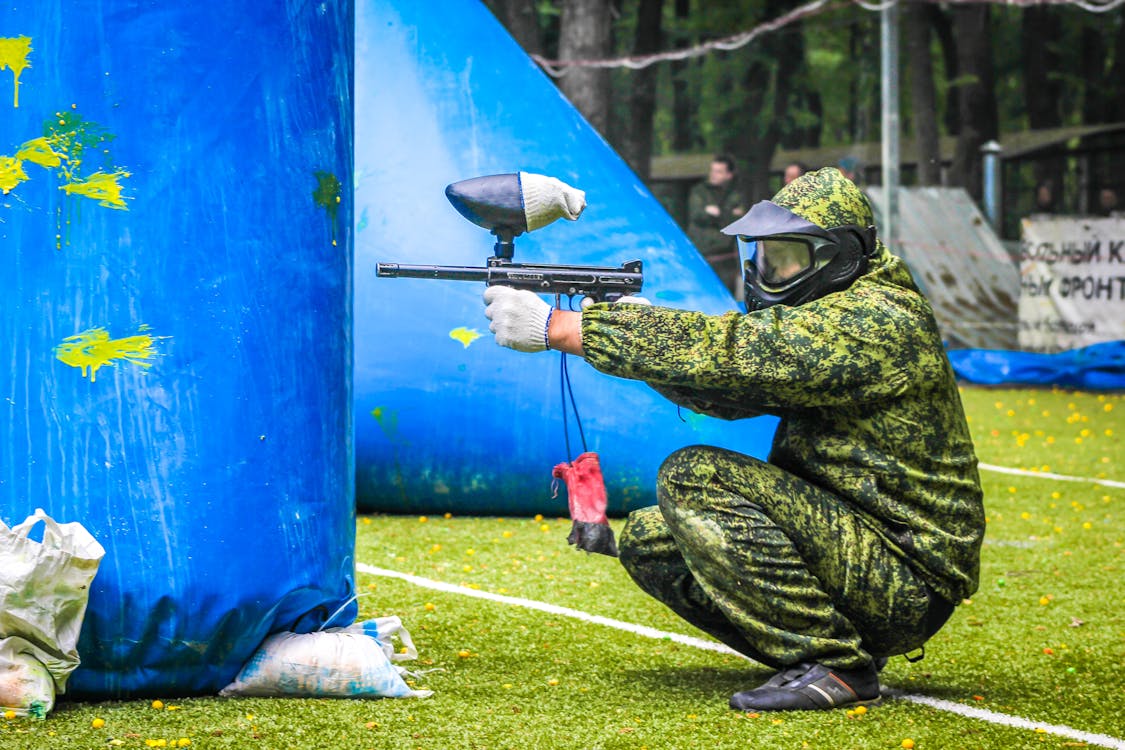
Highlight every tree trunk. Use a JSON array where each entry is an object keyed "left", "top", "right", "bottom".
[
  {"left": 1080, "top": 21, "right": 1108, "bottom": 125},
  {"left": 905, "top": 0, "right": 941, "bottom": 185},
  {"left": 947, "top": 5, "right": 997, "bottom": 201},
  {"left": 670, "top": 0, "right": 695, "bottom": 151},
  {"left": 485, "top": 0, "right": 542, "bottom": 55},
  {"left": 1021, "top": 6, "right": 1064, "bottom": 205},
  {"left": 780, "top": 52, "right": 819, "bottom": 150},
  {"left": 724, "top": 2, "right": 804, "bottom": 202},
  {"left": 805, "top": 90, "right": 823, "bottom": 148},
  {"left": 558, "top": 0, "right": 614, "bottom": 135},
  {"left": 1021, "top": 7, "right": 1062, "bottom": 130},
  {"left": 847, "top": 20, "right": 859, "bottom": 142},
  {"left": 1109, "top": 16, "right": 1125, "bottom": 123},
  {"left": 619, "top": 0, "right": 664, "bottom": 180},
  {"left": 929, "top": 5, "right": 959, "bottom": 136},
  {"left": 786, "top": 88, "right": 822, "bottom": 150}
]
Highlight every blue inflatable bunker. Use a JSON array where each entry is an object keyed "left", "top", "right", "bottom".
[
  {"left": 354, "top": 0, "right": 778, "bottom": 516},
  {"left": 1, "top": 2, "right": 356, "bottom": 696}
]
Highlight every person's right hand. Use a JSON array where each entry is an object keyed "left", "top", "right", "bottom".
[
  {"left": 483, "top": 286, "right": 552, "bottom": 353},
  {"left": 705, "top": 204, "right": 721, "bottom": 217}
]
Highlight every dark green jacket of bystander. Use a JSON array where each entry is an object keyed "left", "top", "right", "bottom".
[{"left": 687, "top": 181, "right": 746, "bottom": 260}]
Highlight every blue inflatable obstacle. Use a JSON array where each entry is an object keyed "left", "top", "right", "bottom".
[
  {"left": 354, "top": 0, "right": 778, "bottom": 516},
  {"left": 0, "top": 2, "right": 355, "bottom": 696}
]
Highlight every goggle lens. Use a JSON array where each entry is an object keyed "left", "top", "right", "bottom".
[{"left": 748, "top": 238, "right": 815, "bottom": 285}]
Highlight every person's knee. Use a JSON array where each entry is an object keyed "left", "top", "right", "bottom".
[
  {"left": 658, "top": 445, "right": 714, "bottom": 480},
  {"left": 656, "top": 445, "right": 718, "bottom": 513},
  {"left": 657, "top": 445, "right": 774, "bottom": 516}
]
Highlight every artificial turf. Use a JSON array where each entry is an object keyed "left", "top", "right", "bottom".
[{"left": 2, "top": 387, "right": 1120, "bottom": 750}]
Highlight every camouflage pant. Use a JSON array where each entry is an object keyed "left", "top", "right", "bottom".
[{"left": 619, "top": 446, "right": 953, "bottom": 671}]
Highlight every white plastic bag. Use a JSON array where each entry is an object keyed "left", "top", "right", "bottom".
[
  {"left": 0, "top": 508, "right": 105, "bottom": 717},
  {"left": 219, "top": 616, "right": 432, "bottom": 699}
]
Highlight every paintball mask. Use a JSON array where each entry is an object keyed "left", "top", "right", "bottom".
[{"left": 723, "top": 199, "right": 877, "bottom": 311}]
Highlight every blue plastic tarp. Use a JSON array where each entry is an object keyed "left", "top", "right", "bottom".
[{"left": 948, "top": 341, "right": 1125, "bottom": 390}]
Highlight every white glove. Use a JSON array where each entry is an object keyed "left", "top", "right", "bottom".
[
  {"left": 615, "top": 296, "right": 651, "bottom": 305},
  {"left": 519, "top": 172, "right": 586, "bottom": 231},
  {"left": 483, "top": 286, "right": 553, "bottom": 352}
]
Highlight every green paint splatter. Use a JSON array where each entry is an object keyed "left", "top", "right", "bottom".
[
  {"left": 313, "top": 170, "right": 341, "bottom": 246},
  {"left": 34, "top": 110, "right": 130, "bottom": 246},
  {"left": 357, "top": 206, "right": 368, "bottom": 232},
  {"left": 371, "top": 406, "right": 398, "bottom": 439},
  {"left": 43, "top": 110, "right": 116, "bottom": 183}
]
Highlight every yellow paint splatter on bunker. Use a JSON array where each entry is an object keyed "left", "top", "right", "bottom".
[
  {"left": 61, "top": 169, "right": 131, "bottom": 209},
  {"left": 55, "top": 325, "right": 165, "bottom": 382},
  {"left": 0, "top": 36, "right": 32, "bottom": 108},
  {"left": 0, "top": 138, "right": 64, "bottom": 195},
  {"left": 16, "top": 137, "right": 63, "bottom": 168},
  {"left": 449, "top": 327, "right": 482, "bottom": 348},
  {"left": 0, "top": 110, "right": 129, "bottom": 240},
  {"left": 0, "top": 154, "right": 29, "bottom": 194}
]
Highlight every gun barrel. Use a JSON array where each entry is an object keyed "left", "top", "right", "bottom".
[
  {"left": 376, "top": 263, "right": 490, "bottom": 282},
  {"left": 377, "top": 259, "right": 643, "bottom": 302}
]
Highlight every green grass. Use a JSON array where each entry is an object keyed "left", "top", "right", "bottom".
[{"left": 2, "top": 387, "right": 1121, "bottom": 749}]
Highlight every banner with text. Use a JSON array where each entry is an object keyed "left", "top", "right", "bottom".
[{"left": 1018, "top": 216, "right": 1125, "bottom": 352}]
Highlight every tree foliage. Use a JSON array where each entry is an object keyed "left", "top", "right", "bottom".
[{"left": 484, "top": 0, "right": 1125, "bottom": 203}]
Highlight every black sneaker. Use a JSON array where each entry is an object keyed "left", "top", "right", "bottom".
[{"left": 729, "top": 662, "right": 882, "bottom": 711}]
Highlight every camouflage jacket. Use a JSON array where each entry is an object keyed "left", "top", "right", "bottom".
[{"left": 581, "top": 170, "right": 985, "bottom": 605}]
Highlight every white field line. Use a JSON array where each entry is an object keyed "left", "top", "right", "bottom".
[
  {"left": 883, "top": 691, "right": 1125, "bottom": 750},
  {"left": 359, "top": 562, "right": 1125, "bottom": 750},
  {"left": 978, "top": 462, "right": 1125, "bottom": 489},
  {"left": 357, "top": 563, "right": 736, "bottom": 656}
]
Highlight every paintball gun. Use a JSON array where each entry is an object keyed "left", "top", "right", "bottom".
[{"left": 376, "top": 172, "right": 643, "bottom": 304}]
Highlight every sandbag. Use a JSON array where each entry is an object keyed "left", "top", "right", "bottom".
[
  {"left": 220, "top": 617, "right": 432, "bottom": 700},
  {"left": 0, "top": 509, "right": 104, "bottom": 717}
]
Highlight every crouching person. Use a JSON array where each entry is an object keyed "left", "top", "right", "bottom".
[{"left": 482, "top": 167, "right": 984, "bottom": 711}]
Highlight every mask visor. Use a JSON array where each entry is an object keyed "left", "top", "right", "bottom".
[{"left": 740, "top": 236, "right": 818, "bottom": 289}]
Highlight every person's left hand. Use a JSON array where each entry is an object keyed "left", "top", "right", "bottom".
[
  {"left": 483, "top": 286, "right": 553, "bottom": 352},
  {"left": 615, "top": 295, "right": 651, "bottom": 305}
]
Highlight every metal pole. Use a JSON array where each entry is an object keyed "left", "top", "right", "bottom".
[
  {"left": 981, "top": 140, "right": 1003, "bottom": 230},
  {"left": 880, "top": 0, "right": 900, "bottom": 251}
]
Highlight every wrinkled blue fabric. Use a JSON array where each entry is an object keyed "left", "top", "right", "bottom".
[{"left": 948, "top": 341, "right": 1125, "bottom": 390}]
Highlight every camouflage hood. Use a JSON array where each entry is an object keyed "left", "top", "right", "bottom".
[
  {"left": 778, "top": 167, "right": 886, "bottom": 257},
  {"left": 772, "top": 167, "right": 873, "bottom": 230},
  {"left": 720, "top": 167, "right": 886, "bottom": 310},
  {"left": 743, "top": 167, "right": 888, "bottom": 260}
]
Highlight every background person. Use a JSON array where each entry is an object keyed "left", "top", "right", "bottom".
[
  {"left": 836, "top": 155, "right": 861, "bottom": 183},
  {"left": 686, "top": 154, "right": 746, "bottom": 297},
  {"left": 1033, "top": 179, "right": 1056, "bottom": 214},
  {"left": 1096, "top": 186, "right": 1119, "bottom": 216},
  {"left": 782, "top": 161, "right": 807, "bottom": 185}
]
